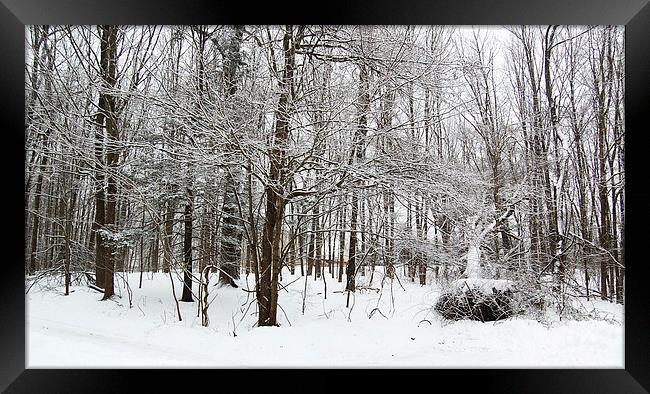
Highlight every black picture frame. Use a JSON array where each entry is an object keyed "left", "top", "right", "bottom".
[{"left": 3, "top": 0, "right": 648, "bottom": 392}]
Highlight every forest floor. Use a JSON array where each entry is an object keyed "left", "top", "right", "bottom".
[{"left": 26, "top": 268, "right": 624, "bottom": 367}]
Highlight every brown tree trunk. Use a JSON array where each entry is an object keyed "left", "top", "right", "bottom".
[
  {"left": 314, "top": 203, "right": 322, "bottom": 279},
  {"left": 163, "top": 200, "right": 174, "bottom": 273},
  {"left": 307, "top": 205, "right": 316, "bottom": 276},
  {"left": 199, "top": 204, "right": 210, "bottom": 275},
  {"left": 28, "top": 152, "right": 48, "bottom": 275},
  {"left": 338, "top": 197, "right": 346, "bottom": 283},
  {"left": 26, "top": 25, "right": 50, "bottom": 275},
  {"left": 592, "top": 27, "right": 615, "bottom": 301},
  {"left": 257, "top": 26, "right": 301, "bottom": 327},
  {"left": 543, "top": 26, "right": 565, "bottom": 293},
  {"left": 181, "top": 188, "right": 194, "bottom": 302},
  {"left": 346, "top": 192, "right": 358, "bottom": 292},
  {"left": 99, "top": 25, "right": 118, "bottom": 301}
]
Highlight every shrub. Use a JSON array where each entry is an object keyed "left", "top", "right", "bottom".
[{"left": 435, "top": 279, "right": 517, "bottom": 322}]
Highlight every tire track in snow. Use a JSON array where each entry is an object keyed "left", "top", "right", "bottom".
[{"left": 29, "top": 315, "right": 220, "bottom": 366}]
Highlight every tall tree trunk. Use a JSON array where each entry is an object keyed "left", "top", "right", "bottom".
[
  {"left": 347, "top": 192, "right": 358, "bottom": 292},
  {"left": 27, "top": 27, "right": 52, "bottom": 275},
  {"left": 338, "top": 198, "right": 346, "bottom": 283},
  {"left": 314, "top": 203, "right": 322, "bottom": 279},
  {"left": 28, "top": 148, "right": 48, "bottom": 275},
  {"left": 163, "top": 198, "right": 175, "bottom": 273},
  {"left": 219, "top": 173, "right": 243, "bottom": 286},
  {"left": 307, "top": 204, "right": 316, "bottom": 276},
  {"left": 181, "top": 188, "right": 194, "bottom": 302},
  {"left": 151, "top": 220, "right": 160, "bottom": 272},
  {"left": 218, "top": 25, "right": 245, "bottom": 287},
  {"left": 521, "top": 28, "right": 548, "bottom": 276},
  {"left": 298, "top": 218, "right": 306, "bottom": 277},
  {"left": 257, "top": 26, "right": 301, "bottom": 327},
  {"left": 100, "top": 25, "right": 119, "bottom": 301},
  {"left": 199, "top": 203, "right": 210, "bottom": 275},
  {"left": 92, "top": 64, "right": 107, "bottom": 287},
  {"left": 543, "top": 25, "right": 564, "bottom": 293},
  {"left": 571, "top": 70, "right": 592, "bottom": 299},
  {"left": 64, "top": 191, "right": 75, "bottom": 296},
  {"left": 592, "top": 27, "right": 615, "bottom": 301},
  {"left": 345, "top": 62, "right": 371, "bottom": 291}
]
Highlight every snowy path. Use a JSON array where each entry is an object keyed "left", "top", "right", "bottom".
[{"left": 29, "top": 316, "right": 219, "bottom": 366}]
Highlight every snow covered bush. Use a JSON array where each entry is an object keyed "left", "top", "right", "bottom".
[{"left": 434, "top": 278, "right": 519, "bottom": 322}]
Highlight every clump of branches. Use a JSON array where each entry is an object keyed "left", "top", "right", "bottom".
[{"left": 434, "top": 280, "right": 519, "bottom": 322}]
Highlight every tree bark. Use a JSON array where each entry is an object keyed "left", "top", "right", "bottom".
[
  {"left": 218, "top": 25, "right": 245, "bottom": 287},
  {"left": 181, "top": 188, "right": 194, "bottom": 302},
  {"left": 257, "top": 26, "right": 301, "bottom": 327},
  {"left": 100, "top": 25, "right": 118, "bottom": 301}
]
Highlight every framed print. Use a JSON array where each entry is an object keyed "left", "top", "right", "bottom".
[{"left": 3, "top": 0, "right": 649, "bottom": 392}]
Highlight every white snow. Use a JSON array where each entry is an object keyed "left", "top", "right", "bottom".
[
  {"left": 450, "top": 278, "right": 515, "bottom": 293},
  {"left": 26, "top": 268, "right": 624, "bottom": 367},
  {"left": 465, "top": 241, "right": 483, "bottom": 279}
]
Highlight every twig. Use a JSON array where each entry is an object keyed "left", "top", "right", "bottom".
[
  {"left": 167, "top": 269, "right": 183, "bottom": 321},
  {"left": 277, "top": 302, "right": 292, "bottom": 327},
  {"left": 369, "top": 307, "right": 388, "bottom": 320}
]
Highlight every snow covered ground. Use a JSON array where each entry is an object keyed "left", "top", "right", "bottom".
[{"left": 26, "top": 268, "right": 624, "bottom": 368}]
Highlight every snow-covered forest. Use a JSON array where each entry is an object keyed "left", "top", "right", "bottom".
[{"left": 25, "top": 25, "right": 624, "bottom": 367}]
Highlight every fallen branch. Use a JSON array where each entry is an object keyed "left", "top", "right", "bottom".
[
  {"left": 84, "top": 272, "right": 96, "bottom": 283},
  {"left": 356, "top": 286, "right": 380, "bottom": 293},
  {"left": 88, "top": 284, "right": 104, "bottom": 293},
  {"left": 278, "top": 276, "right": 301, "bottom": 293}
]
